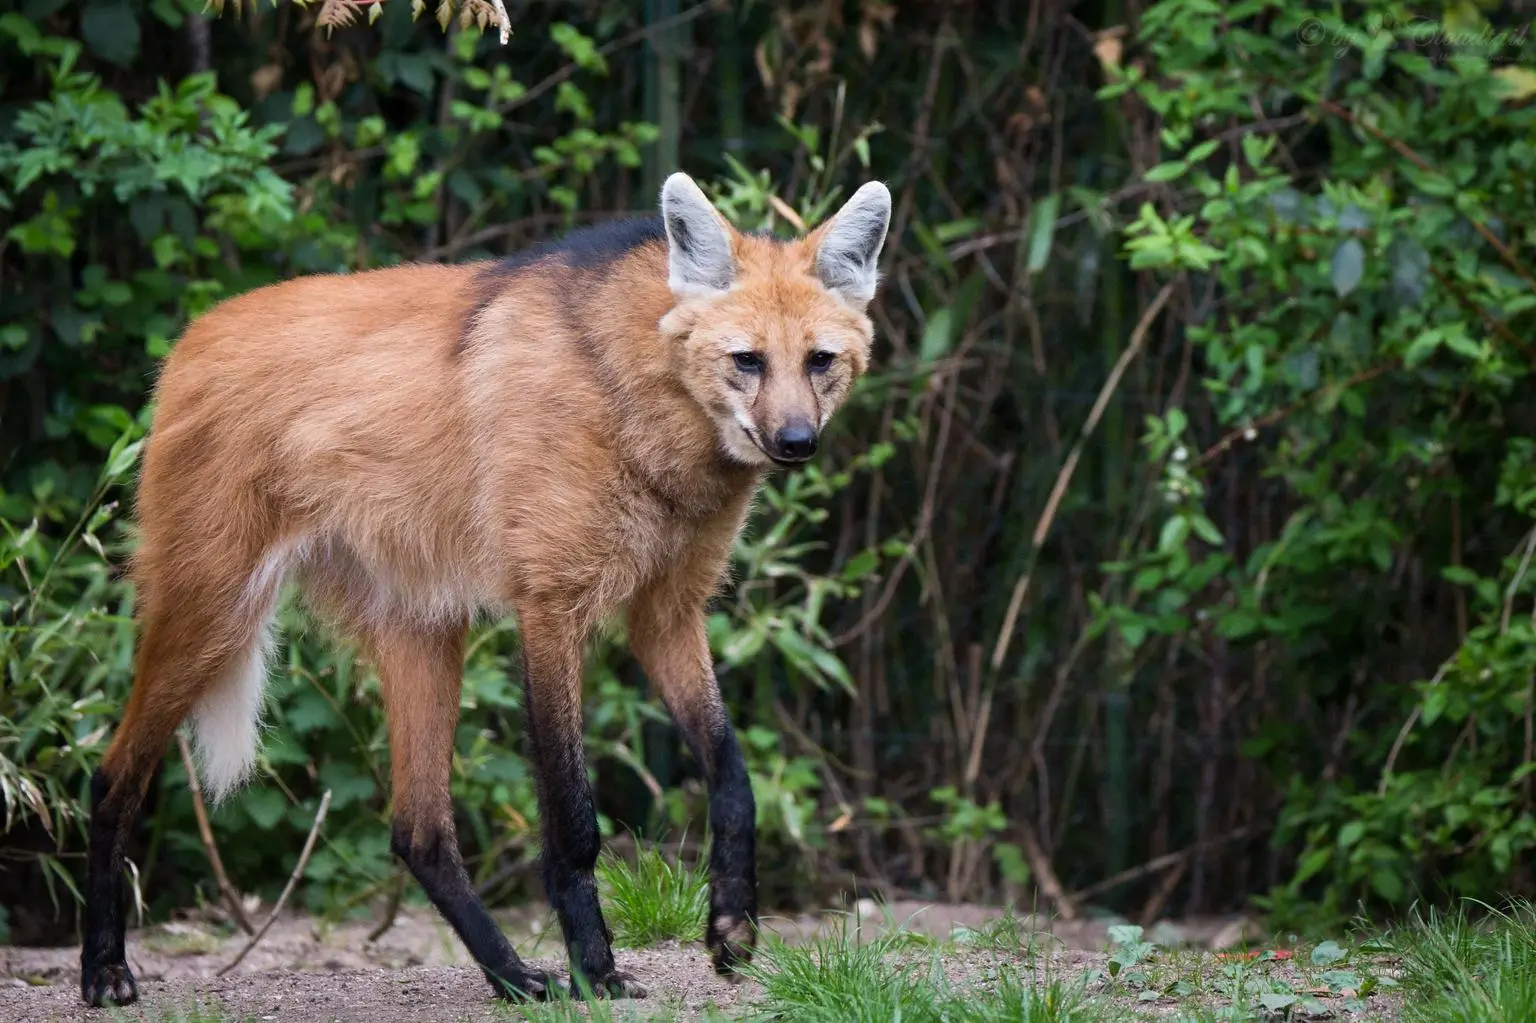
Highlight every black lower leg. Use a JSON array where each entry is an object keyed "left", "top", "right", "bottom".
[
  {"left": 524, "top": 654, "right": 643, "bottom": 999},
  {"left": 661, "top": 687, "right": 758, "bottom": 973},
  {"left": 389, "top": 819, "right": 555, "bottom": 1001},
  {"left": 535, "top": 762, "right": 612, "bottom": 986},
  {"left": 529, "top": 723, "right": 647, "bottom": 997},
  {"left": 692, "top": 714, "right": 758, "bottom": 972},
  {"left": 80, "top": 767, "right": 142, "bottom": 1008}
]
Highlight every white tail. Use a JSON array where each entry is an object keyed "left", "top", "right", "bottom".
[{"left": 189, "top": 550, "right": 288, "bottom": 805}]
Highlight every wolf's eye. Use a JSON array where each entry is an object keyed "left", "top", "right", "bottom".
[
  {"left": 808, "top": 350, "right": 836, "bottom": 373},
  {"left": 732, "top": 351, "right": 764, "bottom": 373}
]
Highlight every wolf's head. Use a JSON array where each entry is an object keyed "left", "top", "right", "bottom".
[{"left": 657, "top": 172, "right": 891, "bottom": 468}]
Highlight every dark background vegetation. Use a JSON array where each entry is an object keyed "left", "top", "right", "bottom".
[{"left": 4, "top": 0, "right": 1536, "bottom": 949}]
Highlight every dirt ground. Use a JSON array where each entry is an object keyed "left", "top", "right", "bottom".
[{"left": 0, "top": 901, "right": 1385, "bottom": 1023}]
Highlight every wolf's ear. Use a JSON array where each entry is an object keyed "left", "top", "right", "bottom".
[
  {"left": 813, "top": 181, "right": 891, "bottom": 307},
  {"left": 660, "top": 172, "right": 735, "bottom": 299}
]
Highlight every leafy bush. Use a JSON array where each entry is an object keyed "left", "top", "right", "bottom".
[{"left": 1103, "top": 0, "right": 1536, "bottom": 922}]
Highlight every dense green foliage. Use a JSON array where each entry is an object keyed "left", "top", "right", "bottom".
[{"left": 2, "top": 0, "right": 1535, "bottom": 946}]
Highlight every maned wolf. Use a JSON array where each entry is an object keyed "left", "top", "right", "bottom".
[{"left": 80, "top": 171, "right": 891, "bottom": 1007}]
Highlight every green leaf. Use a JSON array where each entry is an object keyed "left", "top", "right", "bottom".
[
  {"left": 1259, "top": 993, "right": 1299, "bottom": 1011},
  {"left": 292, "top": 82, "right": 315, "bottom": 117},
  {"left": 1493, "top": 66, "right": 1536, "bottom": 101},
  {"left": 773, "top": 627, "right": 855, "bottom": 694},
  {"left": 1441, "top": 565, "right": 1480, "bottom": 586},
  {"left": 104, "top": 437, "right": 144, "bottom": 481},
  {"left": 1311, "top": 939, "right": 1347, "bottom": 966},
  {"left": 853, "top": 136, "right": 871, "bottom": 168},
  {"left": 1331, "top": 238, "right": 1365, "bottom": 298},
  {"left": 1403, "top": 328, "right": 1443, "bottom": 368},
  {"left": 920, "top": 307, "right": 954, "bottom": 363},
  {"left": 1026, "top": 192, "right": 1061, "bottom": 274},
  {"left": 992, "top": 842, "right": 1030, "bottom": 885},
  {"left": 1144, "top": 160, "right": 1188, "bottom": 183},
  {"left": 1158, "top": 516, "right": 1190, "bottom": 554},
  {"left": 1371, "top": 868, "right": 1404, "bottom": 903},
  {"left": 1107, "top": 924, "right": 1144, "bottom": 946},
  {"left": 1185, "top": 139, "right": 1219, "bottom": 163},
  {"left": 839, "top": 549, "right": 880, "bottom": 583},
  {"left": 317, "top": 760, "right": 378, "bottom": 810},
  {"left": 394, "top": 53, "right": 436, "bottom": 95},
  {"left": 1387, "top": 235, "right": 1429, "bottom": 309},
  {"left": 1189, "top": 514, "right": 1224, "bottom": 546},
  {"left": 1338, "top": 821, "right": 1365, "bottom": 848},
  {"left": 1294, "top": 847, "right": 1331, "bottom": 885},
  {"left": 1422, "top": 684, "right": 1448, "bottom": 726},
  {"left": 1441, "top": 323, "right": 1480, "bottom": 360},
  {"left": 80, "top": 0, "right": 139, "bottom": 66},
  {"left": 242, "top": 788, "right": 288, "bottom": 830},
  {"left": 1215, "top": 609, "right": 1261, "bottom": 639},
  {"left": 0, "top": 324, "right": 27, "bottom": 351},
  {"left": 932, "top": 218, "right": 984, "bottom": 244},
  {"left": 720, "top": 623, "right": 765, "bottom": 664}
]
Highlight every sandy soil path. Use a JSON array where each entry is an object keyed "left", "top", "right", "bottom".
[{"left": 2, "top": 901, "right": 1390, "bottom": 1022}]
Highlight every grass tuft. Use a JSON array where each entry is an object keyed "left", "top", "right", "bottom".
[
  {"left": 1389, "top": 898, "right": 1536, "bottom": 1023},
  {"left": 736, "top": 914, "right": 1098, "bottom": 1022},
  {"left": 596, "top": 841, "right": 709, "bottom": 948}
]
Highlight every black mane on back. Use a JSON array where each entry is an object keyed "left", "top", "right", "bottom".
[{"left": 485, "top": 215, "right": 667, "bottom": 278}]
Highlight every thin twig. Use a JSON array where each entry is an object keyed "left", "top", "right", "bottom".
[
  {"left": 217, "top": 789, "right": 332, "bottom": 977},
  {"left": 176, "top": 732, "right": 254, "bottom": 935},
  {"left": 990, "top": 278, "right": 1178, "bottom": 671},
  {"left": 832, "top": 360, "right": 961, "bottom": 648},
  {"left": 1198, "top": 360, "right": 1394, "bottom": 465},
  {"left": 1067, "top": 825, "right": 1258, "bottom": 901},
  {"left": 1137, "top": 857, "right": 1187, "bottom": 927},
  {"left": 1501, "top": 526, "right": 1536, "bottom": 636},
  {"left": 1015, "top": 820, "right": 1076, "bottom": 921},
  {"left": 1378, "top": 661, "right": 1451, "bottom": 796},
  {"left": 944, "top": 180, "right": 1157, "bottom": 261},
  {"left": 367, "top": 869, "right": 408, "bottom": 943}
]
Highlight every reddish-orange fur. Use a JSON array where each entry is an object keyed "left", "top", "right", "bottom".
[{"left": 80, "top": 173, "right": 890, "bottom": 1008}]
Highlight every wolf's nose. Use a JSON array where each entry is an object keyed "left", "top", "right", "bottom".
[{"left": 773, "top": 424, "right": 818, "bottom": 461}]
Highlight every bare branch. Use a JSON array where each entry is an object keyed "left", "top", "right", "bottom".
[
  {"left": 177, "top": 733, "right": 255, "bottom": 935},
  {"left": 217, "top": 789, "right": 332, "bottom": 977}
]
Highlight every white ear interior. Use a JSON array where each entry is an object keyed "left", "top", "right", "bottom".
[
  {"left": 660, "top": 172, "right": 735, "bottom": 299},
  {"left": 814, "top": 181, "right": 892, "bottom": 307}
]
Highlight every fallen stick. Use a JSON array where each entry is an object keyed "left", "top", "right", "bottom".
[
  {"left": 367, "top": 869, "right": 407, "bottom": 943},
  {"left": 217, "top": 789, "right": 332, "bottom": 978},
  {"left": 1067, "top": 824, "right": 1257, "bottom": 902},
  {"left": 176, "top": 732, "right": 254, "bottom": 935},
  {"left": 1015, "top": 820, "right": 1077, "bottom": 921}
]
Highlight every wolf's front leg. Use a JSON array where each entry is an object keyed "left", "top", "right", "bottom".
[
  {"left": 627, "top": 597, "right": 758, "bottom": 974},
  {"left": 520, "top": 607, "right": 647, "bottom": 998}
]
